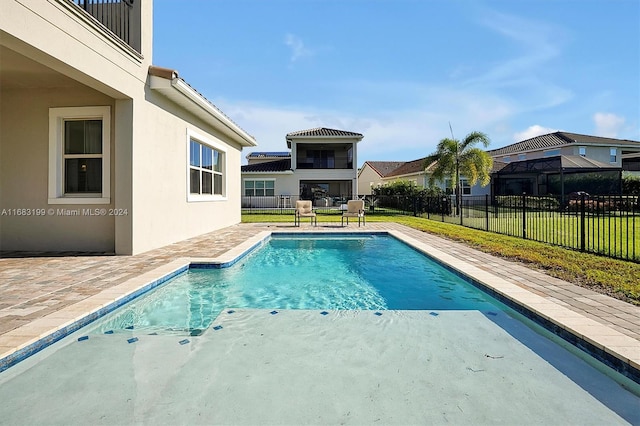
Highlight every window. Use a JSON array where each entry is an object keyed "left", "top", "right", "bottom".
[
  {"left": 518, "top": 153, "right": 526, "bottom": 161},
  {"left": 579, "top": 146, "right": 586, "bottom": 157},
  {"left": 503, "top": 156, "right": 511, "bottom": 163},
  {"left": 444, "top": 178, "right": 471, "bottom": 195},
  {"left": 610, "top": 148, "right": 617, "bottom": 163},
  {"left": 244, "top": 180, "right": 275, "bottom": 196},
  {"left": 544, "top": 149, "right": 561, "bottom": 157},
  {"left": 48, "top": 106, "right": 110, "bottom": 204},
  {"left": 187, "top": 129, "right": 226, "bottom": 201},
  {"left": 460, "top": 178, "right": 471, "bottom": 195}
]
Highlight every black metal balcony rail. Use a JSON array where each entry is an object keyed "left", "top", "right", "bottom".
[{"left": 66, "top": 0, "right": 139, "bottom": 52}]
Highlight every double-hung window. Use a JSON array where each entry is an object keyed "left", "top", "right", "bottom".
[
  {"left": 48, "top": 106, "right": 110, "bottom": 204},
  {"left": 610, "top": 148, "right": 617, "bottom": 163},
  {"left": 187, "top": 130, "right": 225, "bottom": 201}
]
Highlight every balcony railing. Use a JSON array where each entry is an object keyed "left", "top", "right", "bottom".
[{"left": 67, "top": 0, "right": 140, "bottom": 52}]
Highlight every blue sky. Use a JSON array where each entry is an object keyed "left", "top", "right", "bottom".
[{"left": 153, "top": 0, "right": 640, "bottom": 165}]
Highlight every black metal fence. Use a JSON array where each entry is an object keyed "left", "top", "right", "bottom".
[
  {"left": 373, "top": 193, "right": 640, "bottom": 263},
  {"left": 242, "top": 193, "right": 639, "bottom": 262}
]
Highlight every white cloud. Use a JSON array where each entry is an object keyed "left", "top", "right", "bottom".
[
  {"left": 284, "top": 33, "right": 312, "bottom": 63},
  {"left": 513, "top": 125, "right": 559, "bottom": 142},
  {"left": 215, "top": 89, "right": 522, "bottom": 166},
  {"left": 464, "top": 10, "right": 573, "bottom": 112},
  {"left": 593, "top": 112, "right": 625, "bottom": 138}
]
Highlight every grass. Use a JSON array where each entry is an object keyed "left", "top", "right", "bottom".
[
  {"left": 242, "top": 212, "right": 640, "bottom": 305},
  {"left": 460, "top": 212, "right": 640, "bottom": 261}
]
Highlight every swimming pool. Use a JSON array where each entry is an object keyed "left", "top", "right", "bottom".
[
  {"left": 0, "top": 231, "right": 638, "bottom": 424},
  {"left": 91, "top": 234, "right": 501, "bottom": 335}
]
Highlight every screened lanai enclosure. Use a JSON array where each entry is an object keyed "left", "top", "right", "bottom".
[{"left": 493, "top": 155, "right": 622, "bottom": 197}]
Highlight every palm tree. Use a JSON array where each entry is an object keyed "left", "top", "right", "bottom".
[{"left": 427, "top": 131, "right": 492, "bottom": 215}]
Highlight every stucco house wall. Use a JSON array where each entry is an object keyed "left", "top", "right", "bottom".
[
  {"left": 1, "top": 0, "right": 255, "bottom": 255},
  {"left": 0, "top": 87, "right": 117, "bottom": 252},
  {"left": 357, "top": 165, "right": 383, "bottom": 196}
]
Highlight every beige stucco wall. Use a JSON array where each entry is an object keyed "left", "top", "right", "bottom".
[
  {"left": 0, "top": 0, "right": 152, "bottom": 99},
  {"left": 241, "top": 173, "right": 298, "bottom": 196},
  {"left": 357, "top": 166, "right": 383, "bottom": 196},
  {"left": 0, "top": 87, "right": 116, "bottom": 252},
  {"left": 127, "top": 90, "right": 246, "bottom": 255}
]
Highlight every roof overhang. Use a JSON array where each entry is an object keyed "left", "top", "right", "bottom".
[
  {"left": 149, "top": 67, "right": 257, "bottom": 147},
  {"left": 286, "top": 135, "right": 364, "bottom": 149}
]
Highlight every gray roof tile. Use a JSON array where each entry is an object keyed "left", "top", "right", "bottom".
[
  {"left": 488, "top": 131, "right": 640, "bottom": 156},
  {"left": 286, "top": 127, "right": 363, "bottom": 138}
]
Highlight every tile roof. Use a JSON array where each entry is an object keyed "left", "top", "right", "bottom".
[
  {"left": 247, "top": 152, "right": 291, "bottom": 158},
  {"left": 385, "top": 157, "right": 436, "bottom": 178},
  {"left": 361, "top": 161, "right": 406, "bottom": 178},
  {"left": 488, "top": 131, "right": 640, "bottom": 156},
  {"left": 286, "top": 127, "right": 364, "bottom": 138},
  {"left": 241, "top": 158, "right": 292, "bottom": 173}
]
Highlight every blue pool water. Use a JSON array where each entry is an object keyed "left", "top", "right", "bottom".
[{"left": 94, "top": 234, "right": 500, "bottom": 334}]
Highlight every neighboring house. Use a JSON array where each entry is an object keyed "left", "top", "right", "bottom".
[
  {"left": 0, "top": 0, "right": 256, "bottom": 255},
  {"left": 357, "top": 161, "right": 406, "bottom": 196},
  {"left": 362, "top": 157, "right": 488, "bottom": 197},
  {"left": 488, "top": 131, "right": 640, "bottom": 167},
  {"left": 379, "top": 158, "right": 433, "bottom": 190},
  {"left": 488, "top": 132, "right": 640, "bottom": 196},
  {"left": 241, "top": 127, "right": 364, "bottom": 207}
]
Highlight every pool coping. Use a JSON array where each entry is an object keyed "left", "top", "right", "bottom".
[{"left": 1, "top": 229, "right": 639, "bottom": 383}]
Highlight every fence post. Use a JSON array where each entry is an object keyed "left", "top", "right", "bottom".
[
  {"left": 522, "top": 193, "right": 527, "bottom": 239},
  {"left": 460, "top": 196, "right": 464, "bottom": 226},
  {"left": 485, "top": 194, "right": 489, "bottom": 231},
  {"left": 580, "top": 192, "right": 586, "bottom": 252},
  {"left": 441, "top": 197, "right": 446, "bottom": 222}
]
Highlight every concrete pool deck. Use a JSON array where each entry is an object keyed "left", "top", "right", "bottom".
[{"left": 1, "top": 222, "right": 639, "bottom": 377}]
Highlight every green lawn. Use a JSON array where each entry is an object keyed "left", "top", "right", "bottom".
[
  {"left": 458, "top": 212, "right": 640, "bottom": 261},
  {"left": 242, "top": 213, "right": 640, "bottom": 305}
]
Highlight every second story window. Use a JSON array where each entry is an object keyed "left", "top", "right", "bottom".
[
  {"left": 579, "top": 146, "right": 586, "bottom": 157},
  {"left": 610, "top": 148, "right": 617, "bottom": 163}
]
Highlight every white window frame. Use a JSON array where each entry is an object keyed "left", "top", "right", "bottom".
[
  {"left": 48, "top": 106, "right": 111, "bottom": 204},
  {"left": 244, "top": 179, "right": 275, "bottom": 196},
  {"left": 610, "top": 148, "right": 617, "bottom": 163},
  {"left": 187, "top": 129, "right": 227, "bottom": 202},
  {"left": 578, "top": 146, "right": 586, "bottom": 157},
  {"left": 460, "top": 178, "right": 471, "bottom": 195}
]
